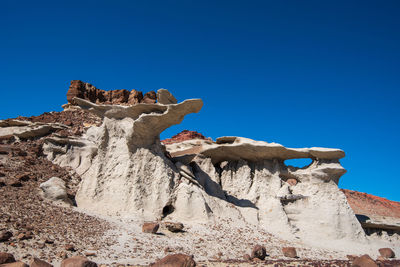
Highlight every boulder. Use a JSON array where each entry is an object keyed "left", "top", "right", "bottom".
[
  {"left": 0, "top": 252, "right": 16, "bottom": 264},
  {"left": 286, "top": 178, "right": 298, "bottom": 186},
  {"left": 60, "top": 256, "right": 97, "bottom": 267},
  {"left": 142, "top": 222, "right": 159, "bottom": 234},
  {"left": 30, "top": 257, "right": 53, "bottom": 267},
  {"left": 39, "top": 177, "right": 71, "bottom": 205},
  {"left": 1, "top": 262, "right": 29, "bottom": 267},
  {"left": 151, "top": 253, "right": 196, "bottom": 267},
  {"left": 251, "top": 245, "right": 266, "bottom": 260},
  {"left": 0, "top": 231, "right": 13, "bottom": 242},
  {"left": 282, "top": 247, "right": 297, "bottom": 258},
  {"left": 378, "top": 248, "right": 395, "bottom": 259},
  {"left": 352, "top": 254, "right": 378, "bottom": 267},
  {"left": 164, "top": 222, "right": 184, "bottom": 232}
]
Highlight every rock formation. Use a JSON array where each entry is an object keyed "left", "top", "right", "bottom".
[
  {"left": 44, "top": 91, "right": 203, "bottom": 219},
  {"left": 43, "top": 86, "right": 367, "bottom": 247},
  {"left": 66, "top": 80, "right": 156, "bottom": 105}
]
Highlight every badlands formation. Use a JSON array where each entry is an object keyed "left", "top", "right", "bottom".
[{"left": 0, "top": 80, "right": 399, "bottom": 267}]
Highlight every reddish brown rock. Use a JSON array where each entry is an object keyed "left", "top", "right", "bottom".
[
  {"left": 128, "top": 90, "right": 143, "bottom": 104},
  {"left": 251, "top": 245, "right": 267, "bottom": 260},
  {"left": 16, "top": 232, "right": 32, "bottom": 240},
  {"left": 0, "top": 231, "right": 13, "bottom": 242},
  {"left": 60, "top": 256, "right": 97, "bottom": 267},
  {"left": 142, "top": 222, "right": 159, "bottom": 234},
  {"left": 378, "top": 248, "right": 395, "bottom": 259},
  {"left": 352, "top": 254, "right": 378, "bottom": 267},
  {"left": 30, "top": 257, "right": 53, "bottom": 267},
  {"left": 162, "top": 130, "right": 211, "bottom": 145},
  {"left": 286, "top": 178, "right": 298, "bottom": 186},
  {"left": 0, "top": 252, "right": 16, "bottom": 264},
  {"left": 164, "top": 222, "right": 184, "bottom": 233},
  {"left": 142, "top": 91, "right": 157, "bottom": 104},
  {"left": 66, "top": 80, "right": 149, "bottom": 105},
  {"left": 282, "top": 247, "right": 297, "bottom": 258},
  {"left": 151, "top": 253, "right": 196, "bottom": 267},
  {"left": 1, "top": 262, "right": 29, "bottom": 267}
]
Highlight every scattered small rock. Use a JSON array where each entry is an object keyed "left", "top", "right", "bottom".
[
  {"left": 378, "top": 248, "right": 395, "bottom": 259},
  {"left": 64, "top": 244, "right": 75, "bottom": 251},
  {"left": 17, "top": 232, "right": 32, "bottom": 240},
  {"left": 347, "top": 255, "right": 358, "bottom": 261},
  {"left": 0, "top": 252, "right": 16, "bottom": 264},
  {"left": 286, "top": 178, "right": 298, "bottom": 186},
  {"left": 164, "top": 222, "right": 184, "bottom": 233},
  {"left": 142, "top": 222, "right": 159, "bottom": 234},
  {"left": 282, "top": 247, "right": 297, "bottom": 258},
  {"left": 0, "top": 231, "right": 13, "bottom": 242},
  {"left": 151, "top": 253, "right": 196, "bottom": 267},
  {"left": 251, "top": 245, "right": 267, "bottom": 260}
]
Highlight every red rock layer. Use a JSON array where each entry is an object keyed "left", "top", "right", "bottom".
[
  {"left": 162, "top": 130, "right": 212, "bottom": 145},
  {"left": 66, "top": 80, "right": 156, "bottom": 105},
  {"left": 342, "top": 189, "right": 400, "bottom": 218}
]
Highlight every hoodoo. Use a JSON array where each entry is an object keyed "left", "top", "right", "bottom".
[{"left": 43, "top": 82, "right": 366, "bottom": 246}]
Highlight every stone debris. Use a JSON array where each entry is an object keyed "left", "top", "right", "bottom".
[
  {"left": 164, "top": 222, "right": 184, "bottom": 233},
  {"left": 142, "top": 222, "right": 160, "bottom": 234},
  {"left": 282, "top": 247, "right": 297, "bottom": 258},
  {"left": 150, "top": 253, "right": 196, "bottom": 267},
  {"left": 251, "top": 245, "right": 267, "bottom": 260}
]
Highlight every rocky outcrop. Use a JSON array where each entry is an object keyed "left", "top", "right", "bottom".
[
  {"left": 0, "top": 119, "right": 68, "bottom": 140},
  {"left": 44, "top": 88, "right": 370, "bottom": 251},
  {"left": 67, "top": 80, "right": 157, "bottom": 105}
]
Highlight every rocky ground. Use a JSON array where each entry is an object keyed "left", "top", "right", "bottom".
[{"left": 1, "top": 109, "right": 400, "bottom": 267}]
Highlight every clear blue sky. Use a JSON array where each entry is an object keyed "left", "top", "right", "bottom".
[{"left": 1, "top": 1, "right": 399, "bottom": 201}]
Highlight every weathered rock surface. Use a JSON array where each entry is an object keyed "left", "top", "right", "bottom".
[
  {"left": 157, "top": 89, "right": 177, "bottom": 105},
  {"left": 43, "top": 96, "right": 203, "bottom": 219},
  {"left": 151, "top": 253, "right": 196, "bottom": 267},
  {"left": 67, "top": 80, "right": 143, "bottom": 105},
  {"left": 39, "top": 177, "right": 71, "bottom": 205},
  {"left": 0, "top": 119, "right": 68, "bottom": 140}
]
